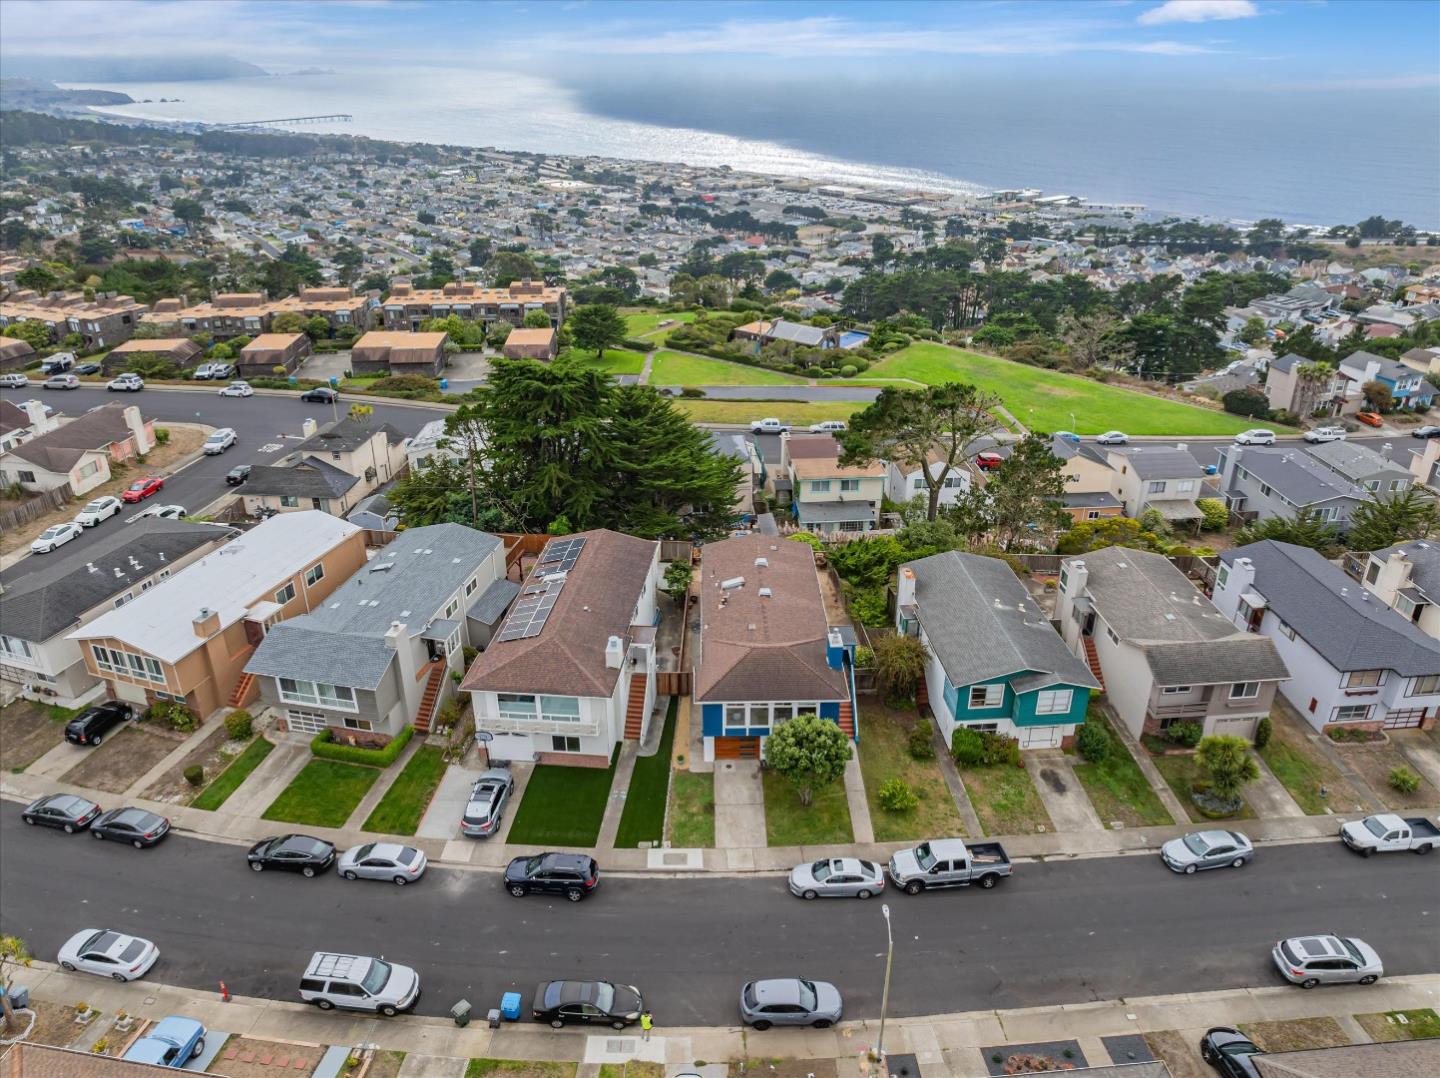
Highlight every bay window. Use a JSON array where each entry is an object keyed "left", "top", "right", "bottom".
[{"left": 278, "top": 677, "right": 357, "bottom": 712}]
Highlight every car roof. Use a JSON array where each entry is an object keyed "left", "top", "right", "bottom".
[
  {"left": 42, "top": 793, "right": 92, "bottom": 812},
  {"left": 751, "top": 978, "right": 802, "bottom": 1004},
  {"left": 110, "top": 807, "right": 163, "bottom": 826},
  {"left": 353, "top": 842, "right": 407, "bottom": 859},
  {"left": 539, "top": 852, "right": 592, "bottom": 870},
  {"left": 1291, "top": 935, "right": 1345, "bottom": 957}
]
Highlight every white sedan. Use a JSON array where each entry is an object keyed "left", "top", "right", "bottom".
[
  {"left": 31, "top": 521, "right": 83, "bottom": 553},
  {"left": 134, "top": 503, "right": 186, "bottom": 521},
  {"left": 74, "top": 495, "right": 123, "bottom": 528},
  {"left": 337, "top": 842, "right": 429, "bottom": 885},
  {"left": 1303, "top": 426, "right": 1348, "bottom": 444},
  {"left": 217, "top": 380, "right": 254, "bottom": 398},
  {"left": 1095, "top": 431, "right": 1129, "bottom": 445},
  {"left": 57, "top": 928, "right": 160, "bottom": 982}
]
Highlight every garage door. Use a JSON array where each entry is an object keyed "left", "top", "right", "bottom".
[
  {"left": 285, "top": 709, "right": 328, "bottom": 734},
  {"left": 1019, "top": 726, "right": 1062, "bottom": 749},
  {"left": 1384, "top": 708, "right": 1426, "bottom": 729},
  {"left": 714, "top": 736, "right": 760, "bottom": 760},
  {"left": 1209, "top": 716, "right": 1256, "bottom": 738}
]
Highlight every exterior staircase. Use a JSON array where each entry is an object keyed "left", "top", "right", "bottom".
[
  {"left": 1082, "top": 636, "right": 1106, "bottom": 692},
  {"left": 916, "top": 678, "right": 929, "bottom": 712},
  {"left": 228, "top": 670, "right": 257, "bottom": 708},
  {"left": 838, "top": 700, "right": 856, "bottom": 740},
  {"left": 413, "top": 661, "right": 446, "bottom": 735},
  {"left": 623, "top": 672, "right": 647, "bottom": 740}
]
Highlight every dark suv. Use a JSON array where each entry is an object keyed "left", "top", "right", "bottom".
[
  {"left": 503, "top": 853, "right": 600, "bottom": 901},
  {"left": 65, "top": 702, "right": 134, "bottom": 747}
]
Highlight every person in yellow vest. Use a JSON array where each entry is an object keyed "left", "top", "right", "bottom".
[{"left": 640, "top": 1010, "right": 654, "bottom": 1040}]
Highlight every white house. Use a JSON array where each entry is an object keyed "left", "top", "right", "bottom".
[
  {"left": 1361, "top": 541, "right": 1440, "bottom": 641},
  {"left": 884, "top": 455, "right": 971, "bottom": 512}
]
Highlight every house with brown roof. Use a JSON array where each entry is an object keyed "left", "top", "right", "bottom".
[
  {"left": 461, "top": 529, "right": 661, "bottom": 767},
  {"left": 502, "top": 327, "right": 558, "bottom": 360},
  {"left": 0, "top": 290, "right": 146, "bottom": 349},
  {"left": 0, "top": 398, "right": 56, "bottom": 453},
  {"left": 695, "top": 534, "right": 855, "bottom": 762},
  {"left": 0, "top": 335, "right": 36, "bottom": 371},
  {"left": 238, "top": 332, "right": 312, "bottom": 376},
  {"left": 103, "top": 337, "right": 203, "bottom": 375},
  {"left": 349, "top": 331, "right": 448, "bottom": 376},
  {"left": 0, "top": 403, "right": 155, "bottom": 495}
]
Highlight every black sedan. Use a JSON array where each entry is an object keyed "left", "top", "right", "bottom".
[
  {"left": 532, "top": 980, "right": 642, "bottom": 1030},
  {"left": 1199, "top": 1026, "right": 1264, "bottom": 1077},
  {"left": 1412, "top": 425, "right": 1440, "bottom": 439},
  {"left": 504, "top": 852, "right": 600, "bottom": 901},
  {"left": 247, "top": 834, "right": 336, "bottom": 877},
  {"left": 90, "top": 807, "right": 171, "bottom": 848},
  {"left": 21, "top": 793, "right": 101, "bottom": 833},
  {"left": 65, "top": 701, "right": 134, "bottom": 747},
  {"left": 225, "top": 464, "right": 252, "bottom": 486},
  {"left": 300, "top": 387, "right": 339, "bottom": 404}
]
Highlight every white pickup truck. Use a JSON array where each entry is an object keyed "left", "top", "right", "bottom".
[
  {"left": 1340, "top": 814, "right": 1439, "bottom": 856},
  {"left": 887, "top": 838, "right": 1012, "bottom": 893}
]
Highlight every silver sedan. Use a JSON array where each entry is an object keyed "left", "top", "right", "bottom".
[
  {"left": 1160, "top": 830, "right": 1254, "bottom": 874},
  {"left": 337, "top": 842, "right": 428, "bottom": 885},
  {"left": 788, "top": 857, "right": 885, "bottom": 899}
]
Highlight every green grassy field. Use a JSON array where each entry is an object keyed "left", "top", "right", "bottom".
[
  {"left": 668, "top": 770, "right": 716, "bottom": 848},
  {"left": 624, "top": 310, "right": 696, "bottom": 337},
  {"left": 761, "top": 767, "right": 854, "bottom": 846},
  {"left": 676, "top": 399, "right": 858, "bottom": 426},
  {"left": 614, "top": 698, "right": 677, "bottom": 848},
  {"left": 261, "top": 759, "right": 380, "bottom": 828},
  {"left": 649, "top": 350, "right": 805, "bottom": 386},
  {"left": 867, "top": 343, "right": 1283, "bottom": 436},
  {"left": 191, "top": 736, "right": 274, "bottom": 811},
  {"left": 568, "top": 348, "right": 646, "bottom": 376},
  {"left": 856, "top": 705, "right": 967, "bottom": 840},
  {"left": 1069, "top": 710, "right": 1173, "bottom": 829}
]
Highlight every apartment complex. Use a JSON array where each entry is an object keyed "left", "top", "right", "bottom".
[
  {"left": 141, "top": 287, "right": 377, "bottom": 339},
  {"left": 380, "top": 279, "right": 567, "bottom": 332},
  {"left": 0, "top": 290, "right": 146, "bottom": 349}
]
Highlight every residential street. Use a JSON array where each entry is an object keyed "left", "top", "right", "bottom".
[{"left": 2, "top": 811, "right": 1435, "bottom": 1026}]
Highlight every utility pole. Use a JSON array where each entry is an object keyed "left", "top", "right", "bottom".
[{"left": 877, "top": 902, "right": 894, "bottom": 1070}]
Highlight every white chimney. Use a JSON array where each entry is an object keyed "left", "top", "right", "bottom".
[
  {"left": 605, "top": 635, "right": 624, "bottom": 669},
  {"left": 121, "top": 405, "right": 149, "bottom": 452},
  {"left": 302, "top": 417, "right": 318, "bottom": 439},
  {"left": 1065, "top": 560, "right": 1088, "bottom": 595},
  {"left": 897, "top": 566, "right": 917, "bottom": 608},
  {"left": 384, "top": 621, "right": 406, "bottom": 649}
]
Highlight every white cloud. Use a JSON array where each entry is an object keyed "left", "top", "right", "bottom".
[{"left": 1137, "top": 1, "right": 1258, "bottom": 26}]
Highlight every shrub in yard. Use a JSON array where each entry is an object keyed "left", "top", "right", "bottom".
[
  {"left": 871, "top": 632, "right": 929, "bottom": 703},
  {"left": 1164, "top": 720, "right": 1203, "bottom": 748},
  {"left": 878, "top": 777, "right": 919, "bottom": 813},
  {"left": 981, "top": 731, "right": 1023, "bottom": 768},
  {"left": 183, "top": 764, "right": 205, "bottom": 787},
  {"left": 907, "top": 721, "right": 936, "bottom": 760},
  {"left": 764, "top": 713, "right": 852, "bottom": 806},
  {"left": 224, "top": 709, "right": 253, "bottom": 740},
  {"left": 1389, "top": 766, "right": 1421, "bottom": 794},
  {"left": 153, "top": 428, "right": 170, "bottom": 446},
  {"left": 952, "top": 727, "right": 986, "bottom": 766},
  {"left": 854, "top": 645, "right": 875, "bottom": 669},
  {"left": 462, "top": 646, "right": 478, "bottom": 665},
  {"left": 1194, "top": 734, "right": 1260, "bottom": 803},
  {"left": 1253, "top": 716, "right": 1272, "bottom": 750},
  {"left": 310, "top": 724, "right": 414, "bottom": 766},
  {"left": 146, "top": 699, "right": 198, "bottom": 732},
  {"left": 1076, "top": 721, "right": 1111, "bottom": 763},
  {"left": 1196, "top": 498, "right": 1228, "bottom": 531}
]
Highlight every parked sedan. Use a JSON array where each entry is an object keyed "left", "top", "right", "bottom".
[
  {"left": 122, "top": 1016, "right": 206, "bottom": 1068},
  {"left": 300, "top": 386, "right": 339, "bottom": 404},
  {"left": 788, "top": 857, "right": 885, "bottom": 899},
  {"left": 1412, "top": 425, "right": 1440, "bottom": 439},
  {"left": 43, "top": 373, "right": 80, "bottom": 390},
  {"left": 58, "top": 928, "right": 160, "bottom": 982},
  {"left": 532, "top": 980, "right": 643, "bottom": 1030},
  {"left": 74, "top": 495, "right": 123, "bottom": 527},
  {"left": 1356, "top": 411, "right": 1384, "bottom": 428},
  {"left": 1303, "top": 426, "right": 1347, "bottom": 444},
  {"left": 31, "top": 521, "right": 83, "bottom": 553},
  {"left": 248, "top": 834, "right": 336, "bottom": 877},
  {"left": 21, "top": 793, "right": 101, "bottom": 832},
  {"left": 135, "top": 503, "right": 186, "bottom": 520},
  {"left": 65, "top": 701, "right": 134, "bottom": 746},
  {"left": 1272, "top": 934, "right": 1383, "bottom": 988},
  {"left": 1198, "top": 1026, "right": 1264, "bottom": 1077},
  {"left": 121, "top": 475, "right": 165, "bottom": 503},
  {"left": 74, "top": 362, "right": 103, "bottom": 376},
  {"left": 1160, "top": 830, "right": 1254, "bottom": 874},
  {"left": 90, "top": 807, "right": 171, "bottom": 848},
  {"left": 225, "top": 464, "right": 252, "bottom": 486},
  {"left": 338, "top": 842, "right": 428, "bottom": 885},
  {"left": 740, "top": 978, "right": 843, "bottom": 1030},
  {"left": 217, "top": 380, "right": 253, "bottom": 397},
  {"left": 1095, "top": 430, "right": 1129, "bottom": 445},
  {"left": 504, "top": 852, "right": 600, "bottom": 900}
]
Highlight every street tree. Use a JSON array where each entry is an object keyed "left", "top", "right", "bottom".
[
  {"left": 1235, "top": 507, "right": 1341, "bottom": 555},
  {"left": 764, "top": 713, "right": 852, "bottom": 806},
  {"left": 569, "top": 303, "right": 627, "bottom": 359},
  {"left": 1238, "top": 316, "right": 1268, "bottom": 347},
  {"left": 523, "top": 309, "right": 554, "bottom": 329},
  {"left": 1362, "top": 380, "right": 1394, "bottom": 412},
  {"left": 1346, "top": 489, "right": 1440, "bottom": 551},
  {"left": 1057, "top": 310, "right": 1132, "bottom": 371},
  {"left": 952, "top": 433, "right": 1069, "bottom": 550}
]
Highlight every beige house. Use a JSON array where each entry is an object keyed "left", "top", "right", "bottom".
[
  {"left": 103, "top": 337, "right": 203, "bottom": 374},
  {"left": 381, "top": 278, "right": 567, "bottom": 332},
  {"left": 0, "top": 290, "right": 146, "bottom": 349},
  {"left": 1362, "top": 543, "right": 1440, "bottom": 640},
  {"left": 240, "top": 416, "right": 408, "bottom": 518},
  {"left": 0, "top": 403, "right": 155, "bottom": 495},
  {"left": 0, "top": 336, "right": 36, "bottom": 371},
  {"left": 1048, "top": 435, "right": 1126, "bottom": 522},
  {"left": 502, "top": 327, "right": 558, "bottom": 360},
  {"left": 789, "top": 453, "right": 885, "bottom": 533},
  {"left": 238, "top": 332, "right": 312, "bottom": 376},
  {"left": 142, "top": 288, "right": 376, "bottom": 339},
  {"left": 350, "top": 331, "right": 448, "bottom": 376},
  {"left": 70, "top": 511, "right": 367, "bottom": 718}
]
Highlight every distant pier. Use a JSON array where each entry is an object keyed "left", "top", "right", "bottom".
[{"left": 214, "top": 114, "right": 353, "bottom": 129}]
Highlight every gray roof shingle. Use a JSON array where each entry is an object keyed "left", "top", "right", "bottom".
[
  {"left": 243, "top": 456, "right": 359, "bottom": 498},
  {"left": 1105, "top": 445, "right": 1205, "bottom": 479},
  {"left": 1368, "top": 540, "right": 1440, "bottom": 603},
  {"left": 468, "top": 577, "right": 520, "bottom": 625},
  {"left": 1304, "top": 440, "right": 1411, "bottom": 483},
  {"left": 1228, "top": 446, "right": 1370, "bottom": 506}
]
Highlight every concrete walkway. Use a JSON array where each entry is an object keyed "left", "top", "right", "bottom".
[
  {"left": 416, "top": 760, "right": 478, "bottom": 840},
  {"left": 218, "top": 736, "right": 312, "bottom": 819},
  {"left": 1247, "top": 750, "right": 1307, "bottom": 818},
  {"left": 932, "top": 724, "right": 986, "bottom": 837},
  {"left": 1026, "top": 750, "right": 1104, "bottom": 832},
  {"left": 713, "top": 759, "right": 766, "bottom": 849},
  {"left": 842, "top": 751, "right": 874, "bottom": 844},
  {"left": 25, "top": 736, "right": 93, "bottom": 781},
  {"left": 594, "top": 741, "right": 640, "bottom": 849},
  {"left": 1106, "top": 705, "right": 1192, "bottom": 825},
  {"left": 1393, "top": 730, "right": 1440, "bottom": 792}
]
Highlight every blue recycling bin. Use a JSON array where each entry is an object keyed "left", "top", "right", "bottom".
[
  {"left": 500, "top": 992, "right": 522, "bottom": 1021},
  {"left": 330, "top": 375, "right": 340, "bottom": 388},
  {"left": 439, "top": 377, "right": 449, "bottom": 391}
]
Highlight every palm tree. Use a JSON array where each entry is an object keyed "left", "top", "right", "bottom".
[{"left": 1293, "top": 360, "right": 1334, "bottom": 418}]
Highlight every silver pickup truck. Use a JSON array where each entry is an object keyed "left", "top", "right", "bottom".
[{"left": 887, "top": 838, "right": 1012, "bottom": 894}]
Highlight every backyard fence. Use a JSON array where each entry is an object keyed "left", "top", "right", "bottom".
[{"left": 0, "top": 484, "right": 73, "bottom": 533}]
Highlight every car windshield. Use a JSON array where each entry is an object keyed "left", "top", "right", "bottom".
[
  {"left": 83, "top": 500, "right": 107, "bottom": 512},
  {"left": 1279, "top": 941, "right": 1301, "bottom": 965},
  {"left": 523, "top": 855, "right": 545, "bottom": 875},
  {"left": 354, "top": 843, "right": 376, "bottom": 860},
  {"left": 1221, "top": 1042, "right": 1257, "bottom": 1057},
  {"left": 1341, "top": 938, "right": 1365, "bottom": 964},
  {"left": 128, "top": 482, "right": 146, "bottom": 491},
  {"left": 811, "top": 860, "right": 833, "bottom": 881},
  {"left": 1363, "top": 817, "right": 1388, "bottom": 838},
  {"left": 1182, "top": 834, "right": 1211, "bottom": 855},
  {"left": 119, "top": 940, "right": 147, "bottom": 962},
  {"left": 914, "top": 843, "right": 936, "bottom": 871},
  {"left": 361, "top": 959, "right": 391, "bottom": 996},
  {"left": 40, "top": 527, "right": 63, "bottom": 539},
  {"left": 798, "top": 980, "right": 818, "bottom": 1011},
  {"left": 594, "top": 983, "right": 614, "bottom": 1012}
]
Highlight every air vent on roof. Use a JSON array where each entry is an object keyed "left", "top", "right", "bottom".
[
  {"left": 369, "top": 600, "right": 380, "bottom": 607},
  {"left": 113, "top": 568, "right": 124, "bottom": 578},
  {"left": 369, "top": 562, "right": 394, "bottom": 572},
  {"left": 721, "top": 576, "right": 745, "bottom": 590},
  {"left": 86, "top": 563, "right": 97, "bottom": 574},
  {"left": 754, "top": 557, "right": 769, "bottom": 568},
  {"left": 759, "top": 587, "right": 772, "bottom": 598},
  {"left": 400, "top": 610, "right": 411, "bottom": 618},
  {"left": 1164, "top": 613, "right": 1176, "bottom": 620}
]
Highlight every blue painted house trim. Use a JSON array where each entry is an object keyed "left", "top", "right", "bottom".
[{"left": 938, "top": 670, "right": 1090, "bottom": 730}]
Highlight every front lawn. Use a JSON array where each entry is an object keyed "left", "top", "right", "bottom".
[
  {"left": 668, "top": 769, "right": 716, "bottom": 847},
  {"left": 0, "top": 699, "right": 69, "bottom": 772},
  {"left": 1150, "top": 754, "right": 1255, "bottom": 823},
  {"left": 1258, "top": 713, "right": 1367, "bottom": 814},
  {"left": 1337, "top": 741, "right": 1440, "bottom": 810},
  {"left": 614, "top": 698, "right": 677, "bottom": 847},
  {"left": 191, "top": 735, "right": 275, "bottom": 810},
  {"left": 867, "top": 342, "right": 1285, "bottom": 436},
  {"left": 676, "top": 400, "right": 859, "bottom": 427},
  {"left": 1070, "top": 710, "right": 1174, "bottom": 829},
  {"left": 506, "top": 749, "right": 618, "bottom": 846},
  {"left": 960, "top": 762, "right": 1053, "bottom": 835},
  {"left": 761, "top": 767, "right": 854, "bottom": 846},
  {"left": 856, "top": 705, "right": 966, "bottom": 840},
  {"left": 649, "top": 349, "right": 805, "bottom": 386},
  {"left": 363, "top": 744, "right": 448, "bottom": 835},
  {"left": 1355, "top": 1008, "right": 1440, "bottom": 1042},
  {"left": 261, "top": 759, "right": 380, "bottom": 828},
  {"left": 466, "top": 1062, "right": 577, "bottom": 1078}
]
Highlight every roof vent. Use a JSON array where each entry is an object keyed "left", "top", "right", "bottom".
[
  {"left": 369, "top": 562, "right": 394, "bottom": 572},
  {"left": 113, "top": 567, "right": 124, "bottom": 578},
  {"left": 721, "top": 576, "right": 745, "bottom": 590},
  {"left": 759, "top": 587, "right": 773, "bottom": 598},
  {"left": 754, "top": 557, "right": 769, "bottom": 568},
  {"left": 1164, "top": 613, "right": 1176, "bottom": 620},
  {"left": 1117, "top": 561, "right": 1128, "bottom": 569},
  {"left": 747, "top": 623, "right": 757, "bottom": 631}
]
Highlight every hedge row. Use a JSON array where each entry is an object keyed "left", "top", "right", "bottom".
[{"left": 310, "top": 724, "right": 414, "bottom": 767}]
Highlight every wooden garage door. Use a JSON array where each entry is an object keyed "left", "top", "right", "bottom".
[{"left": 714, "top": 736, "right": 761, "bottom": 760}]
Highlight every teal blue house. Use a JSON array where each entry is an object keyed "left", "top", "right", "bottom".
[{"left": 896, "top": 551, "right": 1098, "bottom": 749}]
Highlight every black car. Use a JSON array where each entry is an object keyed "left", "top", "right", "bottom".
[
  {"left": 1199, "top": 1027, "right": 1264, "bottom": 1077},
  {"left": 90, "top": 807, "right": 171, "bottom": 848},
  {"left": 74, "top": 362, "right": 103, "bottom": 376},
  {"left": 504, "top": 852, "right": 600, "bottom": 901},
  {"left": 248, "top": 834, "right": 336, "bottom": 876},
  {"left": 225, "top": 464, "right": 252, "bottom": 486},
  {"left": 300, "top": 387, "right": 339, "bottom": 403},
  {"left": 21, "top": 793, "right": 101, "bottom": 833},
  {"left": 532, "top": 980, "right": 642, "bottom": 1030},
  {"left": 64, "top": 701, "right": 134, "bottom": 746},
  {"left": 1412, "top": 425, "right": 1440, "bottom": 439}
]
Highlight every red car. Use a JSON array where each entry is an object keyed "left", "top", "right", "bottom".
[
  {"left": 975, "top": 451, "right": 1004, "bottom": 471},
  {"left": 1356, "top": 412, "right": 1384, "bottom": 428},
  {"left": 121, "top": 476, "right": 164, "bottom": 503}
]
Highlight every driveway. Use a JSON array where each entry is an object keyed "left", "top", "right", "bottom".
[
  {"left": 1025, "top": 751, "right": 1103, "bottom": 832},
  {"left": 712, "top": 759, "right": 766, "bottom": 848}
]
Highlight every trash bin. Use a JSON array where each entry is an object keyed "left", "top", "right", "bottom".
[
  {"left": 329, "top": 376, "right": 340, "bottom": 388},
  {"left": 500, "top": 992, "right": 522, "bottom": 1021},
  {"left": 6, "top": 985, "right": 29, "bottom": 1010},
  {"left": 486, "top": 1008, "right": 502, "bottom": 1029},
  {"left": 439, "top": 377, "right": 449, "bottom": 391},
  {"left": 450, "top": 999, "right": 471, "bottom": 1027}
]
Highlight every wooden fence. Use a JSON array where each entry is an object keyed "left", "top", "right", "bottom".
[
  {"left": 0, "top": 484, "right": 73, "bottom": 533},
  {"left": 657, "top": 671, "right": 691, "bottom": 696}
]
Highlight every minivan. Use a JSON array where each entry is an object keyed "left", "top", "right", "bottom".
[{"left": 299, "top": 952, "right": 420, "bottom": 1016}]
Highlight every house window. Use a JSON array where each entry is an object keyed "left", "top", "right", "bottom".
[
  {"left": 1389, "top": 479, "right": 1409, "bottom": 492},
  {"left": 17, "top": 470, "right": 35, "bottom": 484},
  {"left": 1035, "top": 689, "right": 1073, "bottom": 715},
  {"left": 340, "top": 716, "right": 373, "bottom": 731},
  {"left": 772, "top": 703, "right": 801, "bottom": 724},
  {"left": 1317, "top": 506, "right": 1341, "bottom": 522},
  {"left": 1105, "top": 626, "right": 1119, "bottom": 646},
  {"left": 912, "top": 475, "right": 926, "bottom": 491},
  {"left": 312, "top": 498, "right": 327, "bottom": 511},
  {"left": 304, "top": 563, "right": 325, "bottom": 586},
  {"left": 1216, "top": 564, "right": 1229, "bottom": 589},
  {"left": 840, "top": 479, "right": 860, "bottom": 493},
  {"left": 966, "top": 722, "right": 1000, "bottom": 734},
  {"left": 0, "top": 636, "right": 33, "bottom": 660},
  {"left": 1410, "top": 674, "right": 1440, "bottom": 696},
  {"left": 465, "top": 577, "right": 479, "bottom": 597},
  {"left": 1343, "top": 670, "right": 1384, "bottom": 688},
  {"left": 278, "top": 678, "right": 357, "bottom": 711},
  {"left": 1059, "top": 567, "right": 1069, "bottom": 592},
  {"left": 1146, "top": 481, "right": 1166, "bottom": 494},
  {"left": 275, "top": 582, "right": 297, "bottom": 604},
  {"left": 968, "top": 684, "right": 1004, "bottom": 709},
  {"left": 539, "top": 696, "right": 581, "bottom": 723},
  {"left": 1395, "top": 594, "right": 1417, "bottom": 620},
  {"left": 444, "top": 599, "right": 459, "bottom": 619},
  {"left": 1162, "top": 685, "right": 1192, "bottom": 695},
  {"left": 1230, "top": 682, "right": 1261, "bottom": 700},
  {"left": 725, "top": 703, "right": 747, "bottom": 726},
  {"left": 1175, "top": 480, "right": 1195, "bottom": 493},
  {"left": 551, "top": 735, "right": 581, "bottom": 753},
  {"left": 1364, "top": 480, "right": 1380, "bottom": 493},
  {"left": 810, "top": 480, "right": 832, "bottom": 493},
  {"left": 1276, "top": 619, "right": 1296, "bottom": 640},
  {"left": 113, "top": 592, "right": 134, "bottom": 608},
  {"left": 497, "top": 693, "right": 537, "bottom": 721},
  {"left": 1086, "top": 510, "right": 1101, "bottom": 520},
  {"left": 1259, "top": 482, "right": 1273, "bottom": 498},
  {"left": 1332, "top": 704, "right": 1372, "bottom": 723}
]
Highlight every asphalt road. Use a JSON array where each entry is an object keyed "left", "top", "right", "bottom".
[{"left": 2, "top": 814, "right": 1435, "bottom": 1025}]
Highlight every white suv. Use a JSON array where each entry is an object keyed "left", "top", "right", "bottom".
[
  {"left": 203, "top": 428, "right": 237, "bottom": 455},
  {"left": 1234, "top": 429, "right": 1277, "bottom": 446},
  {"left": 107, "top": 373, "right": 145, "bottom": 392},
  {"left": 298, "top": 952, "right": 420, "bottom": 1017}
]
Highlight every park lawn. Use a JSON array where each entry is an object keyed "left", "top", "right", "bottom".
[
  {"left": 624, "top": 310, "right": 696, "bottom": 337},
  {"left": 960, "top": 763, "right": 1053, "bottom": 835},
  {"left": 668, "top": 770, "right": 716, "bottom": 847},
  {"left": 614, "top": 698, "right": 677, "bottom": 848},
  {"left": 506, "top": 749, "right": 618, "bottom": 846},
  {"left": 762, "top": 767, "right": 854, "bottom": 846},
  {"left": 362, "top": 745, "right": 448, "bottom": 835},
  {"left": 649, "top": 349, "right": 806, "bottom": 386},
  {"left": 676, "top": 400, "right": 859, "bottom": 427},
  {"left": 867, "top": 342, "right": 1287, "bottom": 436},
  {"left": 570, "top": 348, "right": 645, "bottom": 376},
  {"left": 1069, "top": 709, "right": 1173, "bottom": 829},
  {"left": 261, "top": 759, "right": 380, "bottom": 828},
  {"left": 1150, "top": 754, "right": 1256, "bottom": 824},
  {"left": 190, "top": 736, "right": 274, "bottom": 811},
  {"left": 1258, "top": 714, "right": 1367, "bottom": 815},
  {"left": 856, "top": 704, "right": 966, "bottom": 840}
]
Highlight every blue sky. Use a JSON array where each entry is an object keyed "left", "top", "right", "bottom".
[{"left": 2, "top": 0, "right": 1437, "bottom": 91}]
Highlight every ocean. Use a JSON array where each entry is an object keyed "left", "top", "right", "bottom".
[{"left": 62, "top": 66, "right": 1440, "bottom": 228}]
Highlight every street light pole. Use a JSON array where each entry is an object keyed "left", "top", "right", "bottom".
[{"left": 877, "top": 903, "right": 894, "bottom": 1069}]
